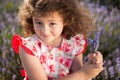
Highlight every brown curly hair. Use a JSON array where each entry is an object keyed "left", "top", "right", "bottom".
[{"left": 18, "top": 0, "right": 95, "bottom": 39}]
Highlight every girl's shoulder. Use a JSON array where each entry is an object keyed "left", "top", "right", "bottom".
[
  {"left": 72, "top": 34, "right": 87, "bottom": 55},
  {"left": 65, "top": 34, "right": 86, "bottom": 45},
  {"left": 12, "top": 34, "right": 42, "bottom": 56},
  {"left": 70, "top": 34, "right": 85, "bottom": 41},
  {"left": 62, "top": 34, "right": 87, "bottom": 56}
]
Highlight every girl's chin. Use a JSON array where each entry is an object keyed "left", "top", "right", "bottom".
[
  {"left": 41, "top": 38, "right": 54, "bottom": 44},
  {"left": 39, "top": 36, "right": 54, "bottom": 42}
]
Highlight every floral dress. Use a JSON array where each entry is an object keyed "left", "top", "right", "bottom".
[{"left": 12, "top": 34, "right": 87, "bottom": 80}]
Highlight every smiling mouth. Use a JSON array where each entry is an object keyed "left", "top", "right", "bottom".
[{"left": 42, "top": 34, "right": 50, "bottom": 37}]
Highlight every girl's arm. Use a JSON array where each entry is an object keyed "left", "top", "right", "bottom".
[
  {"left": 70, "top": 54, "right": 83, "bottom": 72},
  {"left": 19, "top": 46, "right": 48, "bottom": 80}
]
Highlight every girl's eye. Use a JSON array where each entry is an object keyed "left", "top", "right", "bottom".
[
  {"left": 50, "top": 22, "right": 56, "bottom": 26},
  {"left": 35, "top": 22, "right": 42, "bottom": 25}
]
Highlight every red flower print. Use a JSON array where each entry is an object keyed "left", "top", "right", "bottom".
[
  {"left": 48, "top": 64, "right": 55, "bottom": 72},
  {"left": 27, "top": 38, "right": 31, "bottom": 41},
  {"left": 40, "top": 54, "right": 47, "bottom": 64},
  {"left": 47, "top": 46, "right": 53, "bottom": 50},
  {"left": 59, "top": 69, "right": 67, "bottom": 77},
  {"left": 60, "top": 73, "right": 66, "bottom": 77},
  {"left": 38, "top": 42, "right": 41, "bottom": 48},
  {"left": 61, "top": 42, "right": 72, "bottom": 53},
  {"left": 75, "top": 36, "right": 80, "bottom": 41},
  {"left": 65, "top": 47, "right": 70, "bottom": 52},
  {"left": 32, "top": 46, "right": 37, "bottom": 52},
  {"left": 49, "top": 54, "right": 54, "bottom": 60},
  {"left": 58, "top": 57, "right": 64, "bottom": 64},
  {"left": 75, "top": 36, "right": 81, "bottom": 46},
  {"left": 64, "top": 58, "right": 72, "bottom": 68}
]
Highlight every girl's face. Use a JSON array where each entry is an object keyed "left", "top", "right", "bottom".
[{"left": 33, "top": 12, "right": 64, "bottom": 46}]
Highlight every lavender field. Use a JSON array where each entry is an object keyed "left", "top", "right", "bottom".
[{"left": 0, "top": 0, "right": 120, "bottom": 80}]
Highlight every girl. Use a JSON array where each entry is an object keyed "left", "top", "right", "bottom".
[{"left": 12, "top": 0, "right": 103, "bottom": 80}]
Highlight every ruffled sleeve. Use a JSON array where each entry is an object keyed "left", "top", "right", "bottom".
[
  {"left": 12, "top": 34, "right": 40, "bottom": 56},
  {"left": 73, "top": 34, "right": 87, "bottom": 56},
  {"left": 12, "top": 34, "right": 22, "bottom": 54}
]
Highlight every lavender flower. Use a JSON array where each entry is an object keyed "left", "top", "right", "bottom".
[
  {"left": 88, "top": 30, "right": 101, "bottom": 53},
  {"left": 108, "top": 66, "right": 115, "bottom": 78}
]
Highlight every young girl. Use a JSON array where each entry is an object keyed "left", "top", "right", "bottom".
[{"left": 12, "top": 0, "right": 103, "bottom": 80}]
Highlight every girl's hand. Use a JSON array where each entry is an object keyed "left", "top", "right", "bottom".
[
  {"left": 82, "top": 51, "right": 103, "bottom": 79},
  {"left": 88, "top": 51, "right": 103, "bottom": 64}
]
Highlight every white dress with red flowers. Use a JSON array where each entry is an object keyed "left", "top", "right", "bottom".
[{"left": 12, "top": 34, "right": 87, "bottom": 80}]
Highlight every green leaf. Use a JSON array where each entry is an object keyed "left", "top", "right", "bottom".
[{"left": 5, "top": 2, "right": 13, "bottom": 10}]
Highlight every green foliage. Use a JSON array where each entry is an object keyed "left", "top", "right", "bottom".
[
  {"left": 5, "top": 2, "right": 13, "bottom": 10},
  {"left": 0, "top": 0, "right": 23, "bottom": 80},
  {"left": 100, "top": 25, "right": 120, "bottom": 57},
  {"left": 90, "top": 0, "right": 120, "bottom": 10}
]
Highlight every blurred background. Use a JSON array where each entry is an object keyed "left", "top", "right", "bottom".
[{"left": 0, "top": 0, "right": 120, "bottom": 80}]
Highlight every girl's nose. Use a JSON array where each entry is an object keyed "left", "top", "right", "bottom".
[{"left": 42, "top": 25, "right": 50, "bottom": 35}]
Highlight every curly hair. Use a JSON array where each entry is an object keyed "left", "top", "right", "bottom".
[{"left": 18, "top": 0, "right": 95, "bottom": 39}]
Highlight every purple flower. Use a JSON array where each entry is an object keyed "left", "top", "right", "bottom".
[{"left": 88, "top": 30, "right": 101, "bottom": 53}]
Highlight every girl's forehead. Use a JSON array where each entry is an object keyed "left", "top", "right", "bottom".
[
  {"left": 33, "top": 11, "right": 63, "bottom": 19},
  {"left": 33, "top": 11, "right": 64, "bottom": 22}
]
